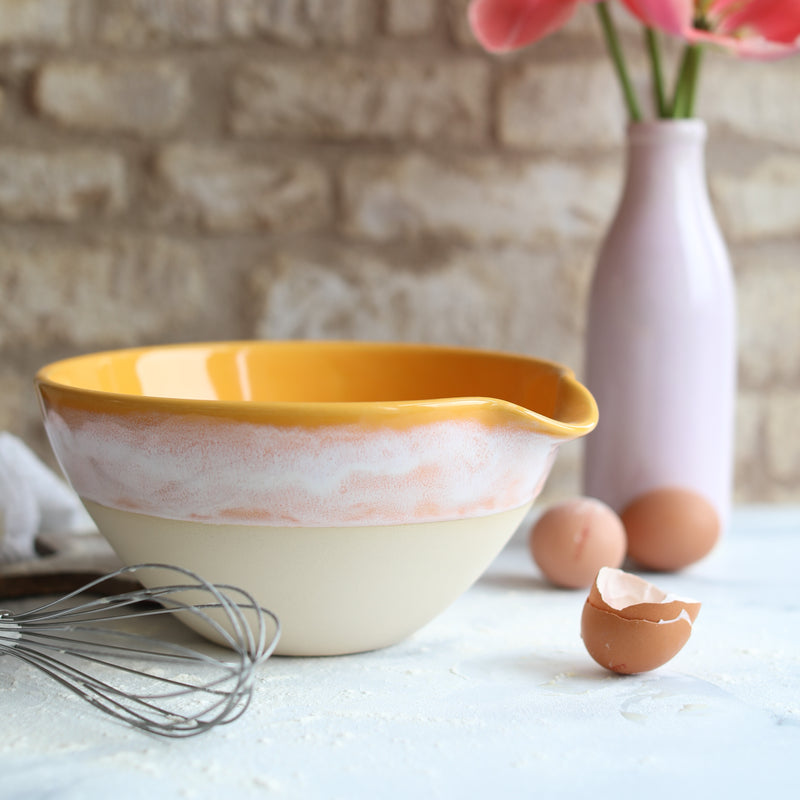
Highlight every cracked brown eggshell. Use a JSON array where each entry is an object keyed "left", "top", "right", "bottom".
[{"left": 581, "top": 567, "right": 701, "bottom": 674}]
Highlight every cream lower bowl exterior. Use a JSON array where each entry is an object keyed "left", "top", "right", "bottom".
[
  {"left": 84, "top": 500, "right": 532, "bottom": 656},
  {"left": 36, "top": 341, "right": 598, "bottom": 655}
]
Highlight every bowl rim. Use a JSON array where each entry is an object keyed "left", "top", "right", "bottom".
[{"left": 35, "top": 340, "right": 598, "bottom": 438}]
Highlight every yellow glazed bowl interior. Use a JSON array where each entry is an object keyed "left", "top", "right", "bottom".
[{"left": 36, "top": 340, "right": 597, "bottom": 655}]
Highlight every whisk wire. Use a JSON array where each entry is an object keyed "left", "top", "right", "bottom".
[
  {"left": 6, "top": 626, "right": 248, "bottom": 690},
  {"left": 0, "top": 563, "right": 281, "bottom": 737},
  {"left": 5, "top": 639, "right": 250, "bottom": 735}
]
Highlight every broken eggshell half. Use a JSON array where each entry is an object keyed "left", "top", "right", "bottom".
[{"left": 581, "top": 567, "right": 701, "bottom": 674}]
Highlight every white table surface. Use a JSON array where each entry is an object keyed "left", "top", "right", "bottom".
[{"left": 2, "top": 505, "right": 799, "bottom": 799}]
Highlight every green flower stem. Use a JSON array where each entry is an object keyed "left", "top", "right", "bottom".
[
  {"left": 682, "top": 44, "right": 704, "bottom": 117},
  {"left": 595, "top": 2, "right": 642, "bottom": 121},
  {"left": 670, "top": 44, "right": 704, "bottom": 118},
  {"left": 644, "top": 28, "right": 668, "bottom": 118}
]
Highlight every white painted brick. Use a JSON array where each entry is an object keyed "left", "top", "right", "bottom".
[
  {"left": 713, "top": 153, "right": 800, "bottom": 242},
  {"left": 732, "top": 391, "right": 766, "bottom": 502},
  {"left": 500, "top": 59, "right": 627, "bottom": 149},
  {"left": 252, "top": 243, "right": 586, "bottom": 371},
  {"left": 230, "top": 56, "right": 489, "bottom": 143},
  {"left": 223, "top": 0, "right": 374, "bottom": 46},
  {"left": 342, "top": 152, "right": 618, "bottom": 244},
  {"left": 153, "top": 143, "right": 330, "bottom": 233},
  {"left": 95, "top": 0, "right": 220, "bottom": 45},
  {"left": 0, "top": 148, "right": 126, "bottom": 221},
  {"left": 34, "top": 59, "right": 191, "bottom": 135},
  {"left": 0, "top": 236, "right": 209, "bottom": 350},
  {"left": 765, "top": 392, "right": 800, "bottom": 485},
  {"left": 447, "top": 0, "right": 474, "bottom": 46},
  {"left": 736, "top": 244, "right": 800, "bottom": 387},
  {"left": 702, "top": 56, "right": 800, "bottom": 148},
  {"left": 0, "top": 0, "right": 73, "bottom": 44},
  {"left": 386, "top": 0, "right": 438, "bottom": 36},
  {"left": 0, "top": 368, "right": 27, "bottom": 432}
]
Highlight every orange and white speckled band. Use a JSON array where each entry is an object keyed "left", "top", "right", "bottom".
[{"left": 44, "top": 407, "right": 557, "bottom": 527}]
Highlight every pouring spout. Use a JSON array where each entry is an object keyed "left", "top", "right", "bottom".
[
  {"left": 551, "top": 371, "right": 599, "bottom": 439},
  {"left": 491, "top": 366, "right": 598, "bottom": 442}
]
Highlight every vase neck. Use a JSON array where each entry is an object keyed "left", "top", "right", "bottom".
[
  {"left": 621, "top": 120, "right": 710, "bottom": 201},
  {"left": 626, "top": 119, "right": 707, "bottom": 145}
]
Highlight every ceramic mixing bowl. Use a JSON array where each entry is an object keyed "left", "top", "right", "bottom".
[{"left": 36, "top": 341, "right": 597, "bottom": 655}]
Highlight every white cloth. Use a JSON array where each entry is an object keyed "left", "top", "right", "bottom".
[{"left": 0, "top": 432, "right": 95, "bottom": 564}]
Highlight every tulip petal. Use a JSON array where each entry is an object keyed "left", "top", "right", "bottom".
[
  {"left": 710, "top": 0, "right": 800, "bottom": 44},
  {"left": 688, "top": 28, "right": 800, "bottom": 60},
  {"left": 620, "top": 0, "right": 693, "bottom": 36},
  {"left": 468, "top": 0, "right": 581, "bottom": 52}
]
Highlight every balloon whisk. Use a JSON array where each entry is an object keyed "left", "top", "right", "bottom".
[{"left": 0, "top": 563, "right": 280, "bottom": 737}]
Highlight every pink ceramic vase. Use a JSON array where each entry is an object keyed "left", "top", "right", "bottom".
[{"left": 583, "top": 120, "right": 736, "bottom": 526}]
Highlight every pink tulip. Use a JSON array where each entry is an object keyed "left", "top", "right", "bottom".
[
  {"left": 468, "top": 0, "right": 599, "bottom": 53},
  {"left": 622, "top": 0, "right": 800, "bottom": 59}
]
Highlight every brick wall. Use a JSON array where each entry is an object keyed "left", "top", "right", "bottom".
[{"left": 0, "top": 0, "right": 797, "bottom": 503}]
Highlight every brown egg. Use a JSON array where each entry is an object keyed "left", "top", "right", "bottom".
[
  {"left": 581, "top": 567, "right": 701, "bottom": 674},
  {"left": 621, "top": 486, "right": 720, "bottom": 572},
  {"left": 529, "top": 498, "right": 626, "bottom": 589}
]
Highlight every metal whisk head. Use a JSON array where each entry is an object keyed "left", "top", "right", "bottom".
[{"left": 0, "top": 563, "right": 281, "bottom": 737}]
